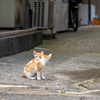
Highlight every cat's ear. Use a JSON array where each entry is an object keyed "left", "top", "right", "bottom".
[
  {"left": 49, "top": 54, "right": 52, "bottom": 59},
  {"left": 33, "top": 50, "right": 37, "bottom": 56},
  {"left": 41, "top": 51, "right": 44, "bottom": 55}
]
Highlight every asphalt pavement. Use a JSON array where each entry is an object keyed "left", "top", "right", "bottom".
[{"left": 0, "top": 25, "right": 100, "bottom": 99}]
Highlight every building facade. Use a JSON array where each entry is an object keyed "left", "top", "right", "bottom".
[{"left": 82, "top": 0, "right": 100, "bottom": 16}]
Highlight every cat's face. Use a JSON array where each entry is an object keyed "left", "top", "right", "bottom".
[
  {"left": 33, "top": 51, "right": 41, "bottom": 61},
  {"left": 33, "top": 51, "right": 52, "bottom": 62}
]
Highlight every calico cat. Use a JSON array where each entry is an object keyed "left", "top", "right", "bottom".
[{"left": 22, "top": 50, "right": 52, "bottom": 80}]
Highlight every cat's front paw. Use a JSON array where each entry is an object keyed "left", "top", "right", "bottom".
[
  {"left": 42, "top": 76, "right": 45, "bottom": 80},
  {"left": 37, "top": 77, "right": 41, "bottom": 80}
]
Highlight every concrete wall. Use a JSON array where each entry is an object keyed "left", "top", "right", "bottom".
[
  {"left": 82, "top": 0, "right": 100, "bottom": 16},
  {"left": 0, "top": 30, "right": 43, "bottom": 57}
]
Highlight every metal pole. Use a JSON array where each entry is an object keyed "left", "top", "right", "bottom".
[
  {"left": 88, "top": 0, "right": 91, "bottom": 21},
  {"left": 88, "top": 0, "right": 92, "bottom": 24},
  {"left": 25, "top": 0, "right": 29, "bottom": 28}
]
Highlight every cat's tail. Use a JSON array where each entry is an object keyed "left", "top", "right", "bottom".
[{"left": 22, "top": 71, "right": 26, "bottom": 77}]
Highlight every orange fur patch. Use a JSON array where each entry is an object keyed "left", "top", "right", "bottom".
[
  {"left": 25, "top": 59, "right": 37, "bottom": 74},
  {"left": 37, "top": 61, "right": 43, "bottom": 72},
  {"left": 43, "top": 55, "right": 49, "bottom": 59}
]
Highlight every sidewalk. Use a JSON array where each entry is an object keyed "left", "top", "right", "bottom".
[{"left": 0, "top": 26, "right": 100, "bottom": 98}]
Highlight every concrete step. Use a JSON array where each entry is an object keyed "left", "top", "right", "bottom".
[{"left": 0, "top": 28, "right": 43, "bottom": 57}]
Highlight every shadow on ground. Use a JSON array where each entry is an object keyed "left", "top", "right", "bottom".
[{"left": 57, "top": 69, "right": 100, "bottom": 80}]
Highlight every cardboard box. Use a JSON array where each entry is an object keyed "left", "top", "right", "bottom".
[{"left": 93, "top": 18, "right": 100, "bottom": 25}]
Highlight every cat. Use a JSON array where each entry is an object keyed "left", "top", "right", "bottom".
[{"left": 22, "top": 50, "right": 52, "bottom": 80}]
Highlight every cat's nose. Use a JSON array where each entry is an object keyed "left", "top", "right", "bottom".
[{"left": 36, "top": 58, "right": 40, "bottom": 61}]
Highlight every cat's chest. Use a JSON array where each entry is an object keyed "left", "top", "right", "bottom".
[{"left": 40, "top": 60, "right": 46, "bottom": 66}]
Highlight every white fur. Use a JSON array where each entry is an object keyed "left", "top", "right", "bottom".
[
  {"left": 49, "top": 54, "right": 52, "bottom": 59},
  {"left": 35, "top": 56, "right": 41, "bottom": 61},
  {"left": 40, "top": 69, "right": 45, "bottom": 79},
  {"left": 37, "top": 71, "right": 41, "bottom": 80},
  {"left": 24, "top": 70, "right": 36, "bottom": 80},
  {"left": 33, "top": 66, "right": 37, "bottom": 74}
]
